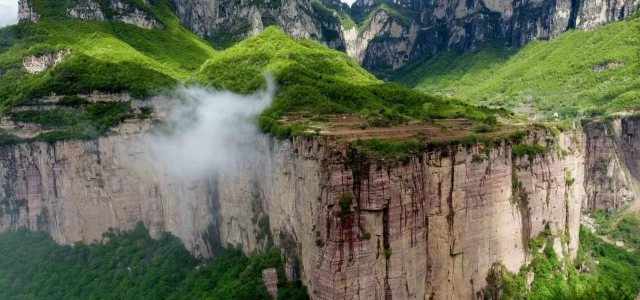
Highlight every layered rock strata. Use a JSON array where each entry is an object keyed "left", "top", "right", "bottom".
[
  {"left": 583, "top": 119, "right": 637, "bottom": 211},
  {"left": 17, "top": 0, "right": 640, "bottom": 71},
  {"left": 0, "top": 125, "right": 594, "bottom": 299},
  {"left": 169, "top": 0, "right": 343, "bottom": 47}
]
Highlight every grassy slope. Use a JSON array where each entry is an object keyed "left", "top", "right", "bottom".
[
  {"left": 0, "top": 0, "right": 215, "bottom": 108},
  {"left": 0, "top": 0, "right": 500, "bottom": 142},
  {"left": 393, "top": 17, "right": 640, "bottom": 116},
  {"left": 196, "top": 27, "right": 502, "bottom": 137}
]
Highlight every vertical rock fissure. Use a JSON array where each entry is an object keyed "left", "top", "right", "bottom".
[
  {"left": 382, "top": 199, "right": 392, "bottom": 300},
  {"left": 567, "top": 0, "right": 582, "bottom": 29},
  {"left": 447, "top": 147, "right": 456, "bottom": 253},
  {"left": 512, "top": 155, "right": 532, "bottom": 256},
  {"left": 202, "top": 175, "right": 224, "bottom": 257},
  {"left": 50, "top": 144, "right": 58, "bottom": 198}
]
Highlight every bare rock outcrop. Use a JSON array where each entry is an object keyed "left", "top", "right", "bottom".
[
  {"left": 262, "top": 268, "right": 279, "bottom": 298},
  {"left": 67, "top": 0, "right": 163, "bottom": 29},
  {"left": 343, "top": 10, "right": 419, "bottom": 70},
  {"left": 583, "top": 119, "right": 637, "bottom": 211},
  {"left": 621, "top": 117, "right": 640, "bottom": 181},
  {"left": 22, "top": 50, "right": 72, "bottom": 74},
  {"left": 169, "top": 0, "right": 329, "bottom": 43},
  {"left": 18, "top": 0, "right": 41, "bottom": 23},
  {"left": 576, "top": 0, "right": 640, "bottom": 30},
  {"left": 344, "top": 0, "right": 640, "bottom": 71}
]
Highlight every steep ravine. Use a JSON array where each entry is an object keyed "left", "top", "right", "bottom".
[{"left": 1, "top": 118, "right": 638, "bottom": 299}]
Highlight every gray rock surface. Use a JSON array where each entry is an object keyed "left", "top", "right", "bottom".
[{"left": 66, "top": 0, "right": 164, "bottom": 29}]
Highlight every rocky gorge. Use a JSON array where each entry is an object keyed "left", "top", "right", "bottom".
[
  {"left": 0, "top": 113, "right": 638, "bottom": 299},
  {"left": 7, "top": 0, "right": 640, "bottom": 298},
  {"left": 18, "top": 0, "right": 640, "bottom": 71}
]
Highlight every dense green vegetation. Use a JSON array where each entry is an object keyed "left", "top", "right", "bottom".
[
  {"left": 0, "top": 0, "right": 504, "bottom": 142},
  {"left": 0, "top": 223, "right": 308, "bottom": 300},
  {"left": 0, "top": 0, "right": 215, "bottom": 110},
  {"left": 344, "top": 0, "right": 417, "bottom": 33},
  {"left": 590, "top": 209, "right": 640, "bottom": 250},
  {"left": 197, "top": 27, "right": 504, "bottom": 138},
  {"left": 393, "top": 17, "right": 640, "bottom": 117},
  {"left": 11, "top": 102, "right": 134, "bottom": 140},
  {"left": 486, "top": 227, "right": 640, "bottom": 300}
]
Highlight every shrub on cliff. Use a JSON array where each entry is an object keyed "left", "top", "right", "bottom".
[{"left": 340, "top": 192, "right": 353, "bottom": 213}]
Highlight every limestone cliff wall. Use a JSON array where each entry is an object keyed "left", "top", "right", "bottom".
[
  {"left": 168, "top": 0, "right": 342, "bottom": 47},
  {"left": 297, "top": 130, "right": 585, "bottom": 300},
  {"left": 349, "top": 0, "right": 640, "bottom": 71},
  {"left": 18, "top": 0, "right": 40, "bottom": 23},
  {"left": 67, "top": 0, "right": 164, "bottom": 29},
  {"left": 576, "top": 0, "right": 640, "bottom": 30},
  {"left": 621, "top": 117, "right": 640, "bottom": 182},
  {"left": 0, "top": 126, "right": 590, "bottom": 299},
  {"left": 18, "top": 0, "right": 163, "bottom": 29},
  {"left": 583, "top": 119, "right": 637, "bottom": 211},
  {"left": 17, "top": 0, "right": 640, "bottom": 71}
]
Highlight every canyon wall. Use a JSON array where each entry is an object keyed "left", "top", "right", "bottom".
[
  {"left": 350, "top": 0, "right": 640, "bottom": 71},
  {"left": 0, "top": 122, "right": 621, "bottom": 299},
  {"left": 168, "top": 0, "right": 346, "bottom": 48},
  {"left": 17, "top": 0, "right": 640, "bottom": 70},
  {"left": 583, "top": 119, "right": 637, "bottom": 211},
  {"left": 18, "top": 0, "right": 40, "bottom": 23}
]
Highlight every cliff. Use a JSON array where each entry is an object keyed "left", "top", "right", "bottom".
[
  {"left": 583, "top": 119, "right": 637, "bottom": 211},
  {"left": 17, "top": 0, "right": 640, "bottom": 71},
  {"left": 4, "top": 118, "right": 637, "bottom": 299},
  {"left": 350, "top": 0, "right": 640, "bottom": 71},
  {"left": 18, "top": 0, "right": 40, "bottom": 23},
  {"left": 168, "top": 0, "right": 344, "bottom": 47},
  {"left": 19, "top": 0, "right": 163, "bottom": 29}
]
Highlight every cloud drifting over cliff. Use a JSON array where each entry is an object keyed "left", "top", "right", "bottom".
[{"left": 147, "top": 76, "right": 275, "bottom": 179}]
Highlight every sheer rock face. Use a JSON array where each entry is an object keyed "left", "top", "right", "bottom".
[
  {"left": 3, "top": 124, "right": 631, "bottom": 299},
  {"left": 342, "top": 0, "right": 639, "bottom": 71},
  {"left": 583, "top": 119, "right": 637, "bottom": 211},
  {"left": 576, "top": 0, "right": 640, "bottom": 30},
  {"left": 168, "top": 0, "right": 342, "bottom": 47},
  {"left": 66, "top": 0, "right": 164, "bottom": 29},
  {"left": 22, "top": 50, "right": 72, "bottom": 74},
  {"left": 18, "top": 0, "right": 640, "bottom": 71},
  {"left": 621, "top": 118, "right": 640, "bottom": 185},
  {"left": 18, "top": 0, "right": 41, "bottom": 23}
]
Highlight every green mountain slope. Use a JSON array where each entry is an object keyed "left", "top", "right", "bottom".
[
  {"left": 196, "top": 27, "right": 502, "bottom": 138},
  {"left": 0, "top": 0, "right": 215, "bottom": 107},
  {"left": 392, "top": 17, "right": 640, "bottom": 117},
  {"left": 1, "top": 1, "right": 502, "bottom": 143}
]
